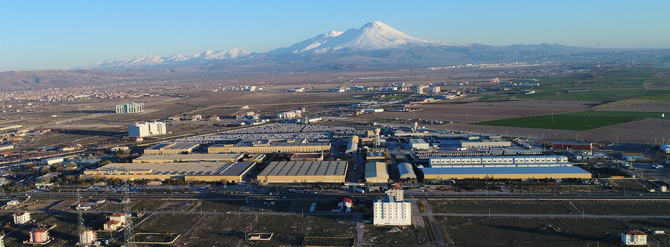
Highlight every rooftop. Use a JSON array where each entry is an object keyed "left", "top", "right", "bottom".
[
  {"left": 259, "top": 161, "right": 347, "bottom": 176},
  {"left": 91, "top": 162, "right": 255, "bottom": 176},
  {"left": 134, "top": 153, "right": 243, "bottom": 162},
  {"left": 422, "top": 166, "right": 591, "bottom": 175}
]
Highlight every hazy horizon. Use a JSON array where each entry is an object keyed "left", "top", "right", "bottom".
[{"left": 1, "top": 0, "right": 669, "bottom": 71}]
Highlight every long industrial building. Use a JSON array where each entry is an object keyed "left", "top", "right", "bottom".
[
  {"left": 84, "top": 162, "right": 255, "bottom": 182},
  {"left": 133, "top": 153, "right": 244, "bottom": 163},
  {"left": 429, "top": 155, "right": 569, "bottom": 168},
  {"left": 422, "top": 166, "right": 592, "bottom": 180},
  {"left": 208, "top": 139, "right": 330, "bottom": 154},
  {"left": 144, "top": 142, "right": 199, "bottom": 155},
  {"left": 258, "top": 161, "right": 347, "bottom": 184},
  {"left": 460, "top": 140, "right": 512, "bottom": 149}
]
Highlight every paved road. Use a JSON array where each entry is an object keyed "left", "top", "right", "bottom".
[
  {"left": 422, "top": 199, "right": 445, "bottom": 247},
  {"left": 417, "top": 212, "right": 670, "bottom": 219},
  {"left": 355, "top": 213, "right": 364, "bottom": 247}
]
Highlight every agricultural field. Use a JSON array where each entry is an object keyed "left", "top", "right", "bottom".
[
  {"left": 474, "top": 111, "right": 666, "bottom": 130},
  {"left": 437, "top": 216, "right": 628, "bottom": 247},
  {"left": 480, "top": 68, "right": 669, "bottom": 102}
]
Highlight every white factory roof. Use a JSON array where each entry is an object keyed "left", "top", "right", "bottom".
[
  {"left": 133, "top": 153, "right": 244, "bottom": 163},
  {"left": 91, "top": 162, "right": 255, "bottom": 176},
  {"left": 259, "top": 161, "right": 347, "bottom": 176}
]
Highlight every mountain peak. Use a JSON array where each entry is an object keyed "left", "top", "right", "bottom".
[
  {"left": 363, "top": 20, "right": 391, "bottom": 29},
  {"left": 325, "top": 30, "right": 343, "bottom": 38}
]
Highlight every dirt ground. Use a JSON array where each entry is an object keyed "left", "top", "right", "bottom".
[
  {"left": 600, "top": 102, "right": 670, "bottom": 112},
  {"left": 371, "top": 99, "right": 600, "bottom": 124},
  {"left": 550, "top": 118, "right": 670, "bottom": 144}
]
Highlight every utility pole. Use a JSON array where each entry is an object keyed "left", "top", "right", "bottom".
[
  {"left": 77, "top": 189, "right": 88, "bottom": 247},
  {"left": 124, "top": 183, "right": 135, "bottom": 247}
]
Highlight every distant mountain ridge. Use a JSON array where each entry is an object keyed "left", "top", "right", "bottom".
[
  {"left": 89, "top": 21, "right": 476, "bottom": 69},
  {"left": 91, "top": 48, "right": 251, "bottom": 68},
  {"left": 3, "top": 21, "right": 667, "bottom": 88}
]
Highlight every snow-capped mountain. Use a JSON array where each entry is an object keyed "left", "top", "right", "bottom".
[
  {"left": 85, "top": 21, "right": 601, "bottom": 70},
  {"left": 91, "top": 48, "right": 250, "bottom": 68},
  {"left": 270, "top": 21, "right": 469, "bottom": 55}
]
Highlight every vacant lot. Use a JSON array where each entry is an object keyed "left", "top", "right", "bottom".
[
  {"left": 136, "top": 213, "right": 200, "bottom": 233},
  {"left": 247, "top": 215, "right": 305, "bottom": 246},
  {"left": 181, "top": 214, "right": 255, "bottom": 246},
  {"left": 475, "top": 111, "right": 666, "bottom": 130},
  {"left": 570, "top": 200, "right": 670, "bottom": 216},
  {"left": 429, "top": 200, "right": 573, "bottom": 214},
  {"left": 372, "top": 99, "right": 596, "bottom": 124},
  {"left": 437, "top": 216, "right": 626, "bottom": 247},
  {"left": 365, "top": 225, "right": 434, "bottom": 246}
]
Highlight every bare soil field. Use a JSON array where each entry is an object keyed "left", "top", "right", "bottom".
[
  {"left": 550, "top": 118, "right": 670, "bottom": 144},
  {"left": 429, "top": 200, "right": 574, "bottom": 215},
  {"left": 437, "top": 216, "right": 627, "bottom": 247},
  {"left": 599, "top": 102, "right": 670, "bottom": 112},
  {"left": 445, "top": 123, "right": 571, "bottom": 138},
  {"left": 371, "top": 99, "right": 599, "bottom": 124}
]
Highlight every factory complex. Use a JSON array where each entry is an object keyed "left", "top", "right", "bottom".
[
  {"left": 84, "top": 162, "right": 256, "bottom": 182},
  {"left": 208, "top": 138, "right": 331, "bottom": 154},
  {"left": 422, "top": 166, "right": 592, "bottom": 180},
  {"left": 133, "top": 153, "right": 244, "bottom": 163},
  {"left": 144, "top": 142, "right": 199, "bottom": 155},
  {"left": 258, "top": 161, "right": 347, "bottom": 184}
]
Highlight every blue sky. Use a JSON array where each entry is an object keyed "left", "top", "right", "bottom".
[{"left": 1, "top": 0, "right": 668, "bottom": 71}]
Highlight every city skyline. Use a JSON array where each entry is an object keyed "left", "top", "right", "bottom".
[{"left": 1, "top": 0, "right": 669, "bottom": 71}]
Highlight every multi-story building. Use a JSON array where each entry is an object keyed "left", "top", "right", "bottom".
[
  {"left": 103, "top": 220, "right": 122, "bottom": 231},
  {"left": 373, "top": 189, "right": 411, "bottom": 226},
  {"left": 109, "top": 213, "right": 127, "bottom": 223},
  {"left": 116, "top": 103, "right": 144, "bottom": 114},
  {"left": 13, "top": 211, "right": 30, "bottom": 224},
  {"left": 128, "top": 121, "right": 166, "bottom": 137},
  {"left": 621, "top": 231, "right": 647, "bottom": 246},
  {"left": 29, "top": 228, "right": 50, "bottom": 243},
  {"left": 79, "top": 230, "right": 97, "bottom": 246}
]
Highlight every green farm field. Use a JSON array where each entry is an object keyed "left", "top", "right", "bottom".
[{"left": 474, "top": 111, "right": 667, "bottom": 130}]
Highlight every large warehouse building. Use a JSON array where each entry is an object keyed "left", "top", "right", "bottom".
[
  {"left": 365, "top": 162, "right": 389, "bottom": 183},
  {"left": 133, "top": 153, "right": 244, "bottom": 163},
  {"left": 429, "top": 155, "right": 569, "bottom": 168},
  {"left": 144, "top": 142, "right": 199, "bottom": 155},
  {"left": 258, "top": 161, "right": 347, "bottom": 184},
  {"left": 208, "top": 139, "right": 331, "bottom": 154},
  {"left": 423, "top": 155, "right": 589, "bottom": 180},
  {"left": 398, "top": 163, "right": 417, "bottom": 181},
  {"left": 422, "top": 166, "right": 591, "bottom": 180},
  {"left": 85, "top": 162, "right": 255, "bottom": 182}
]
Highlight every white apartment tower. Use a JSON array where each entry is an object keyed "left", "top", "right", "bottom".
[
  {"left": 79, "top": 230, "right": 97, "bottom": 246},
  {"left": 128, "top": 122, "right": 166, "bottom": 137},
  {"left": 116, "top": 103, "right": 144, "bottom": 114},
  {"left": 373, "top": 189, "right": 411, "bottom": 226}
]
